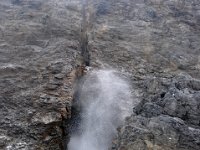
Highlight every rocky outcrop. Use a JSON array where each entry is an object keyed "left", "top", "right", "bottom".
[
  {"left": 85, "top": 0, "right": 200, "bottom": 149},
  {"left": 0, "top": 0, "right": 84, "bottom": 149},
  {"left": 1, "top": 0, "right": 200, "bottom": 149},
  {"left": 111, "top": 75, "right": 200, "bottom": 150}
]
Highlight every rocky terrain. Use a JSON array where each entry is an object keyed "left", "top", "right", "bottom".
[
  {"left": 0, "top": 0, "right": 83, "bottom": 149},
  {"left": 87, "top": 0, "right": 200, "bottom": 149},
  {"left": 0, "top": 0, "right": 200, "bottom": 150}
]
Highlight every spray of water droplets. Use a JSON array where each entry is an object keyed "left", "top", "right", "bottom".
[{"left": 68, "top": 69, "right": 132, "bottom": 150}]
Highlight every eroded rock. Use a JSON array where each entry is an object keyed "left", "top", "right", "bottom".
[{"left": 0, "top": 0, "right": 83, "bottom": 149}]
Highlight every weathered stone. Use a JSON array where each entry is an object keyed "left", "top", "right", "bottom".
[
  {"left": 1, "top": 0, "right": 200, "bottom": 149},
  {"left": 85, "top": 0, "right": 200, "bottom": 149},
  {"left": 31, "top": 112, "right": 62, "bottom": 125},
  {"left": 0, "top": 0, "right": 82, "bottom": 149}
]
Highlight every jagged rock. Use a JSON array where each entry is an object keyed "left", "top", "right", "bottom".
[
  {"left": 1, "top": 0, "right": 200, "bottom": 149},
  {"left": 112, "top": 115, "right": 200, "bottom": 150},
  {"left": 87, "top": 0, "right": 200, "bottom": 149},
  {"left": 31, "top": 112, "right": 62, "bottom": 125},
  {"left": 0, "top": 0, "right": 82, "bottom": 149},
  {"left": 116, "top": 73, "right": 200, "bottom": 149}
]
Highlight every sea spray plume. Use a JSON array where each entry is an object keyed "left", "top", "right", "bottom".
[{"left": 68, "top": 69, "right": 133, "bottom": 150}]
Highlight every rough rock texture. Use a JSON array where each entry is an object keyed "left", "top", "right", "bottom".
[
  {"left": 0, "top": 0, "right": 84, "bottom": 149},
  {"left": 112, "top": 75, "right": 200, "bottom": 150},
  {"left": 1, "top": 0, "right": 200, "bottom": 150},
  {"left": 85, "top": 0, "right": 200, "bottom": 150}
]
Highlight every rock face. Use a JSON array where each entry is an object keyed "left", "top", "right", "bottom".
[
  {"left": 85, "top": 0, "right": 200, "bottom": 150},
  {"left": 1, "top": 0, "right": 200, "bottom": 150},
  {"left": 0, "top": 0, "right": 84, "bottom": 149},
  {"left": 112, "top": 76, "right": 200, "bottom": 150}
]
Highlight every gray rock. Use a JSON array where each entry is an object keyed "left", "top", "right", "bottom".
[
  {"left": 1, "top": 0, "right": 200, "bottom": 149},
  {"left": 85, "top": 0, "right": 200, "bottom": 149},
  {"left": 0, "top": 0, "right": 82, "bottom": 149}
]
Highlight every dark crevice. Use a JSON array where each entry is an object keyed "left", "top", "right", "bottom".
[
  {"left": 80, "top": 30, "right": 90, "bottom": 66},
  {"left": 62, "top": 78, "right": 83, "bottom": 150},
  {"left": 62, "top": 105, "right": 81, "bottom": 150},
  {"left": 80, "top": 0, "right": 91, "bottom": 67},
  {"left": 61, "top": 117, "right": 67, "bottom": 150},
  {"left": 182, "top": 111, "right": 189, "bottom": 121},
  {"left": 62, "top": 67, "right": 86, "bottom": 150},
  {"left": 62, "top": 0, "right": 93, "bottom": 149},
  {"left": 160, "top": 92, "right": 166, "bottom": 98}
]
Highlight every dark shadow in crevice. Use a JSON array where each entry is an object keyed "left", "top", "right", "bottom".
[{"left": 62, "top": 74, "right": 85, "bottom": 150}]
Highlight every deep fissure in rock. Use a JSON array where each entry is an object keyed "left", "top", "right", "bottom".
[
  {"left": 80, "top": 0, "right": 90, "bottom": 66},
  {"left": 62, "top": 0, "right": 92, "bottom": 149},
  {"left": 62, "top": 68, "right": 85, "bottom": 150},
  {"left": 62, "top": 104, "right": 82, "bottom": 150}
]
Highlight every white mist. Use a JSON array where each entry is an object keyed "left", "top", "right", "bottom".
[{"left": 68, "top": 69, "right": 132, "bottom": 150}]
